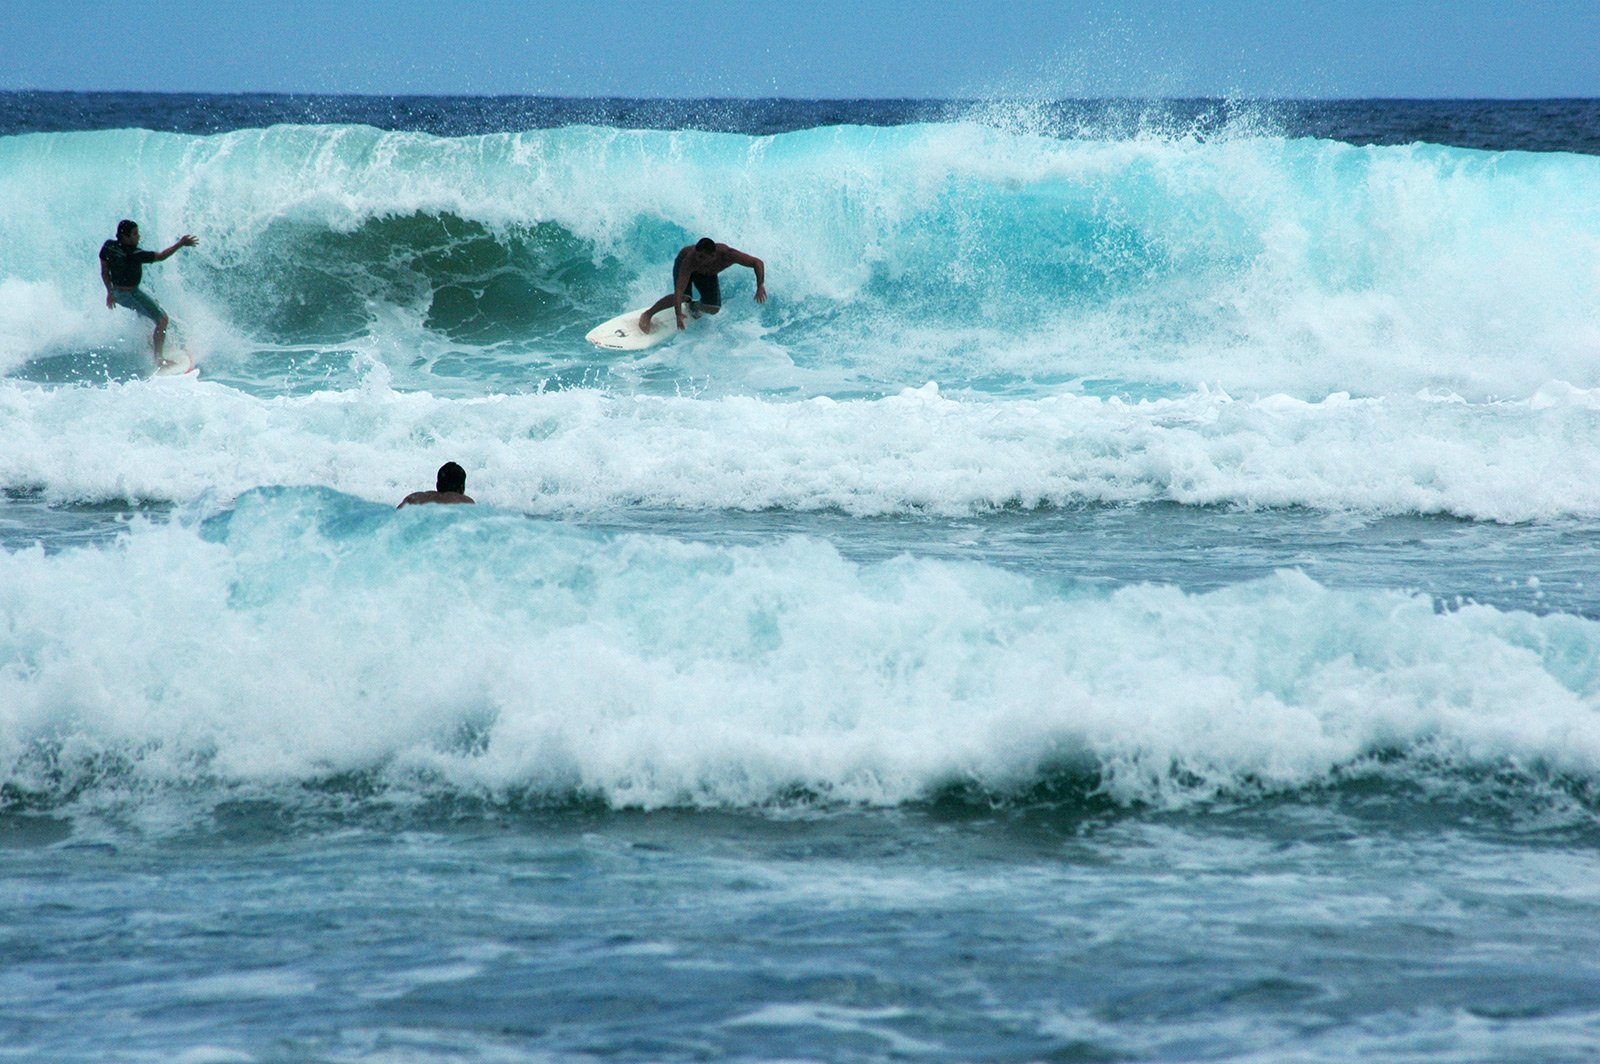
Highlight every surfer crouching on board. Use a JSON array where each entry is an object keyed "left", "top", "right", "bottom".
[
  {"left": 638, "top": 237, "right": 766, "bottom": 334},
  {"left": 99, "top": 220, "right": 198, "bottom": 370}
]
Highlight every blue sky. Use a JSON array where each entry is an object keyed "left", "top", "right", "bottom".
[{"left": 7, "top": 0, "right": 1597, "bottom": 98}]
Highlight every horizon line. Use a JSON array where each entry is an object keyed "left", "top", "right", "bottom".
[{"left": 5, "top": 88, "right": 1599, "bottom": 104}]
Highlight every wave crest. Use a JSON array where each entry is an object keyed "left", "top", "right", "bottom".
[
  {"left": 4, "top": 122, "right": 1599, "bottom": 399},
  {"left": 4, "top": 492, "right": 1599, "bottom": 822}
]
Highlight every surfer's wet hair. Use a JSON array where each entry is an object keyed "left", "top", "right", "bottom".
[
  {"left": 695, "top": 237, "right": 716, "bottom": 253},
  {"left": 116, "top": 219, "right": 138, "bottom": 239},
  {"left": 436, "top": 462, "right": 466, "bottom": 493}
]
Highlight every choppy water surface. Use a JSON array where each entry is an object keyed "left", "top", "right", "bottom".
[{"left": 3, "top": 94, "right": 1599, "bottom": 1062}]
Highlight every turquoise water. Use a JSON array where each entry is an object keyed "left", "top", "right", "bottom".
[{"left": 3, "top": 95, "right": 1600, "bottom": 1062}]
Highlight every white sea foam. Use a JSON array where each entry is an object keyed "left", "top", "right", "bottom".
[
  {"left": 1, "top": 375, "right": 1597, "bottom": 522},
  {"left": 5, "top": 121, "right": 1599, "bottom": 815},
  {"left": 3, "top": 498, "right": 1597, "bottom": 813}
]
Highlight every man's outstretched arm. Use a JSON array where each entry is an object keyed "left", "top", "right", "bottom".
[
  {"left": 726, "top": 247, "right": 766, "bottom": 301},
  {"left": 154, "top": 234, "right": 199, "bottom": 261}
]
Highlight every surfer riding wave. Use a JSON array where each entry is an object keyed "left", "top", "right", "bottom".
[
  {"left": 638, "top": 237, "right": 766, "bottom": 334},
  {"left": 99, "top": 219, "right": 199, "bottom": 370}
]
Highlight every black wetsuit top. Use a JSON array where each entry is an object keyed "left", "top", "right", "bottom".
[{"left": 100, "top": 240, "right": 156, "bottom": 287}]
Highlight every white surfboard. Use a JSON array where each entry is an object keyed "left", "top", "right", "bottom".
[
  {"left": 586, "top": 305, "right": 699, "bottom": 351},
  {"left": 152, "top": 351, "right": 198, "bottom": 378}
]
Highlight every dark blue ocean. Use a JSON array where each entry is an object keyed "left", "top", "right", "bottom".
[{"left": 3, "top": 93, "right": 1600, "bottom": 1062}]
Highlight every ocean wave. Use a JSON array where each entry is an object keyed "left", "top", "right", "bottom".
[
  {"left": 4, "top": 122, "right": 1599, "bottom": 400},
  {"left": 4, "top": 489, "right": 1598, "bottom": 820},
  {"left": 3, "top": 377, "right": 1599, "bottom": 522}
]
